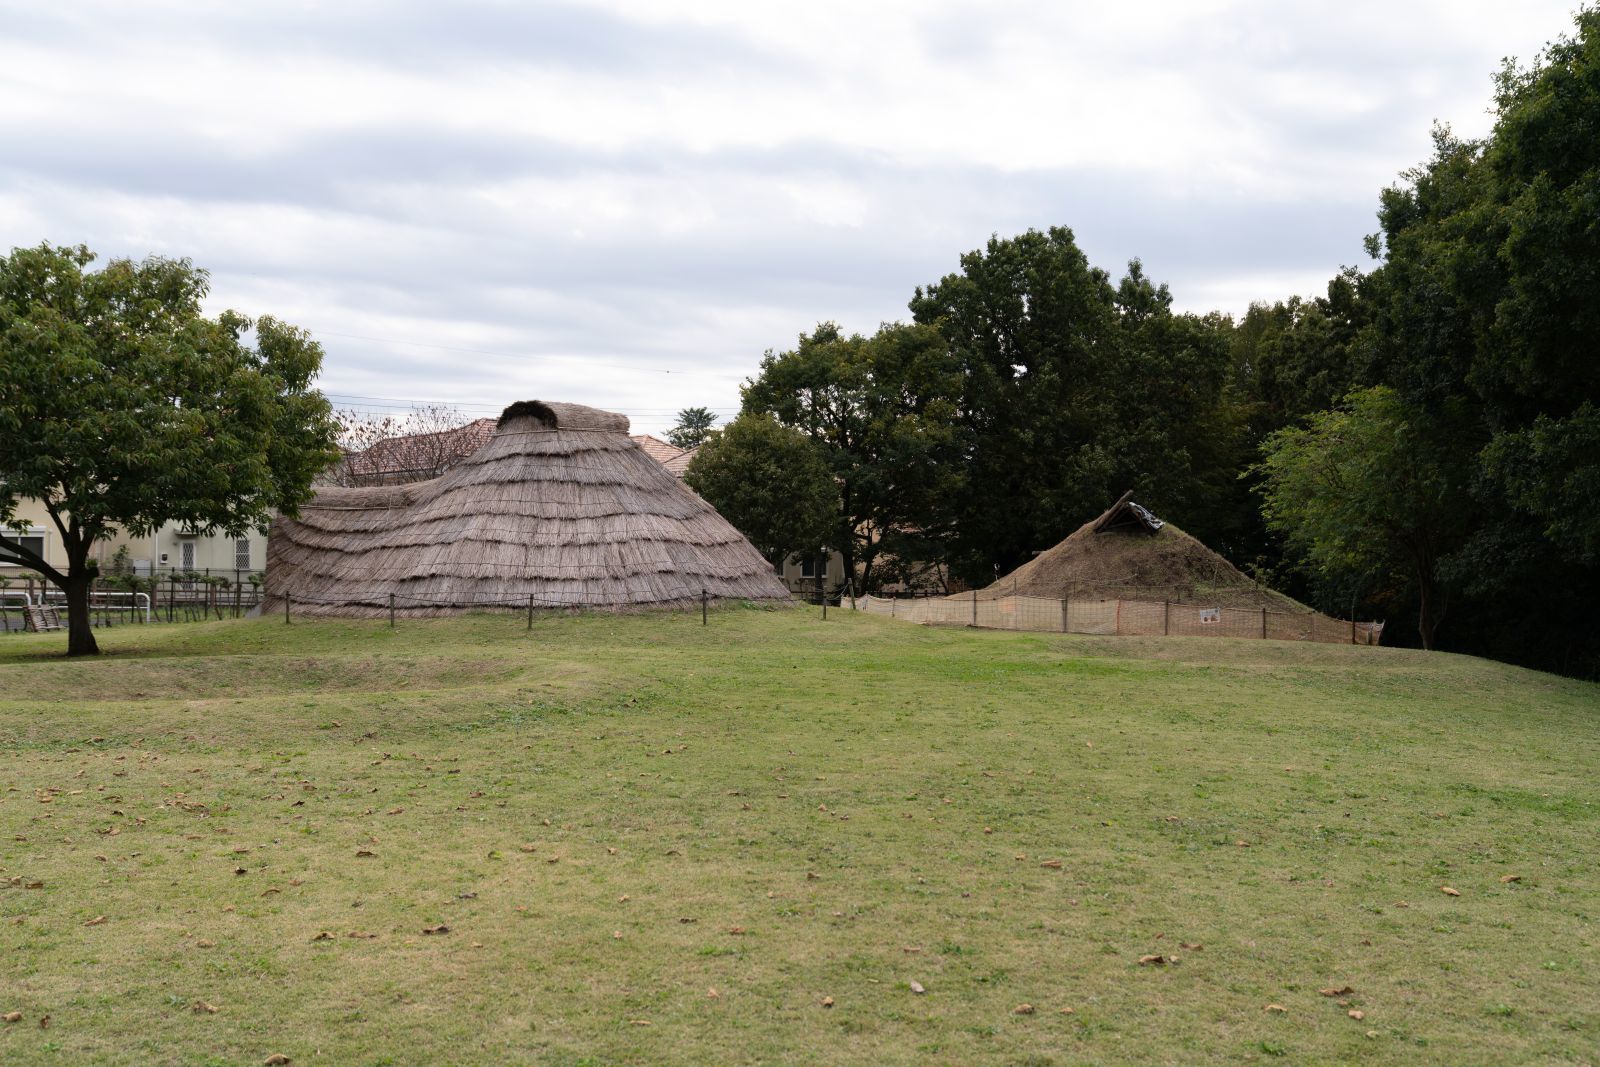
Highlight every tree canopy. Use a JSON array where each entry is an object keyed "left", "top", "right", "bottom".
[
  {"left": 682, "top": 412, "right": 836, "bottom": 575},
  {"left": 0, "top": 243, "right": 339, "bottom": 654},
  {"left": 665, "top": 406, "right": 718, "bottom": 450}
]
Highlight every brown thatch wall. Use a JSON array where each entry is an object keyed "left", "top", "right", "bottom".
[{"left": 265, "top": 400, "right": 791, "bottom": 616}]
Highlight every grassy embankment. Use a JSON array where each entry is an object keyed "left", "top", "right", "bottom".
[{"left": 1, "top": 608, "right": 1596, "bottom": 1064}]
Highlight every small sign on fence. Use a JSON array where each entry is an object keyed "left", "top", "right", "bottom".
[{"left": 1198, "top": 607, "right": 1220, "bottom": 625}]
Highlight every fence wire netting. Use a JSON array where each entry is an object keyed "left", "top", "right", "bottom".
[{"left": 853, "top": 593, "right": 1383, "bottom": 645}]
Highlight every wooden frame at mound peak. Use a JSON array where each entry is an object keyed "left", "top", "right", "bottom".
[
  {"left": 1090, "top": 489, "right": 1166, "bottom": 535},
  {"left": 264, "top": 400, "right": 791, "bottom": 616}
]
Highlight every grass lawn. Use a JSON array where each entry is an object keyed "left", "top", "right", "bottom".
[{"left": 1, "top": 608, "right": 1597, "bottom": 1065}]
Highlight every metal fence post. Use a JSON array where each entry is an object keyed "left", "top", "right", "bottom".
[
  {"left": 972, "top": 589, "right": 977, "bottom": 627},
  {"left": 1164, "top": 600, "right": 1170, "bottom": 636},
  {"left": 389, "top": 593, "right": 396, "bottom": 628},
  {"left": 285, "top": 593, "right": 292, "bottom": 625},
  {"left": 1060, "top": 597, "right": 1068, "bottom": 633},
  {"left": 701, "top": 588, "right": 708, "bottom": 626},
  {"left": 1261, "top": 608, "right": 1268, "bottom": 639}
]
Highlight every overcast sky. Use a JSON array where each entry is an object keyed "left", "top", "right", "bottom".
[{"left": 0, "top": 1, "right": 1581, "bottom": 435}]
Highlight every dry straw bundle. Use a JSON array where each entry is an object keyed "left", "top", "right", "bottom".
[{"left": 265, "top": 400, "right": 790, "bottom": 616}]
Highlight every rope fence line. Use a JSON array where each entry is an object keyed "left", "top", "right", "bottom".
[{"left": 853, "top": 592, "right": 1384, "bottom": 645}]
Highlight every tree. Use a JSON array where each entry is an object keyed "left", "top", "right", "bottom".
[
  {"left": 1341, "top": 5, "right": 1600, "bottom": 671},
  {"left": 0, "top": 244, "right": 339, "bottom": 655},
  {"left": 683, "top": 413, "right": 836, "bottom": 581},
  {"left": 742, "top": 322, "right": 963, "bottom": 594},
  {"left": 1254, "top": 387, "right": 1471, "bottom": 649},
  {"left": 909, "top": 231, "right": 1239, "bottom": 585},
  {"left": 665, "top": 406, "right": 718, "bottom": 450}
]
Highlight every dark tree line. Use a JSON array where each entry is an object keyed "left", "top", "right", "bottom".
[{"left": 690, "top": 6, "right": 1600, "bottom": 677}]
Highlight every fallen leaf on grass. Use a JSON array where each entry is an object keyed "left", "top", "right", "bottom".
[
  {"left": 518, "top": 845, "right": 537, "bottom": 853},
  {"left": 1013, "top": 1003, "right": 1035, "bottom": 1015},
  {"left": 421, "top": 924, "right": 450, "bottom": 935},
  {"left": 38, "top": 1015, "right": 49, "bottom": 1029},
  {"left": 1348, "top": 1010, "right": 1365, "bottom": 1020},
  {"left": 1138, "top": 955, "right": 1169, "bottom": 966},
  {"left": 728, "top": 926, "right": 745, "bottom": 935},
  {"left": 909, "top": 981, "right": 925, "bottom": 995},
  {"left": 196, "top": 939, "right": 216, "bottom": 948},
  {"left": 347, "top": 932, "right": 377, "bottom": 940},
  {"left": 629, "top": 1019, "right": 652, "bottom": 1026},
  {"left": 1179, "top": 942, "right": 1203, "bottom": 951},
  {"left": 1499, "top": 874, "right": 1522, "bottom": 884},
  {"left": 311, "top": 932, "right": 334, "bottom": 942},
  {"left": 1319, "top": 986, "right": 1354, "bottom": 997},
  {"left": 1440, "top": 886, "right": 1460, "bottom": 897},
  {"left": 707, "top": 988, "right": 719, "bottom": 999},
  {"left": 192, "top": 1001, "right": 219, "bottom": 1014},
  {"left": 354, "top": 850, "right": 376, "bottom": 858},
  {"left": 84, "top": 915, "right": 106, "bottom": 926},
  {"left": 821, "top": 997, "right": 834, "bottom": 1008},
  {"left": 1266, "top": 1004, "right": 1287, "bottom": 1013},
  {"left": 1039, "top": 859, "right": 1063, "bottom": 869},
  {"left": 3, "top": 1012, "right": 21, "bottom": 1024},
  {"left": 264, "top": 1056, "right": 292, "bottom": 1066}
]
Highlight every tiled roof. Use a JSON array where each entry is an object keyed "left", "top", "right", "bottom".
[
  {"left": 662, "top": 446, "right": 697, "bottom": 477},
  {"left": 630, "top": 434, "right": 688, "bottom": 472},
  {"left": 345, "top": 418, "right": 498, "bottom": 482}
]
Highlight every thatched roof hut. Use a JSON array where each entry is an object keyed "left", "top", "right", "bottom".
[{"left": 265, "top": 400, "right": 790, "bottom": 616}]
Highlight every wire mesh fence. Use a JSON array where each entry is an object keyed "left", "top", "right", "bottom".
[
  {"left": 853, "top": 592, "right": 1383, "bottom": 645},
  {"left": 0, "top": 571, "right": 267, "bottom": 632}
]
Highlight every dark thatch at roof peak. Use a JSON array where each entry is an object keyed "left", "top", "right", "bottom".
[
  {"left": 266, "top": 401, "right": 789, "bottom": 616},
  {"left": 498, "top": 400, "right": 630, "bottom": 434}
]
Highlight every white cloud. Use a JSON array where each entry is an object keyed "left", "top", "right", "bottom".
[{"left": 0, "top": 0, "right": 1581, "bottom": 433}]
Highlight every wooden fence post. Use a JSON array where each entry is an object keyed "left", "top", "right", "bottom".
[
  {"left": 1061, "top": 597, "right": 1068, "bottom": 633},
  {"left": 285, "top": 593, "right": 291, "bottom": 625},
  {"left": 972, "top": 589, "right": 978, "bottom": 627},
  {"left": 701, "top": 588, "right": 707, "bottom": 626},
  {"left": 1115, "top": 599, "right": 1122, "bottom": 635},
  {"left": 389, "top": 593, "right": 396, "bottom": 628},
  {"left": 1261, "top": 608, "right": 1268, "bottom": 639},
  {"left": 528, "top": 594, "right": 534, "bottom": 631},
  {"left": 1164, "top": 600, "right": 1170, "bottom": 636}
]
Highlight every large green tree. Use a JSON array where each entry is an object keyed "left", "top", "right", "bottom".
[
  {"left": 683, "top": 412, "right": 836, "bottom": 581},
  {"left": 909, "top": 231, "right": 1240, "bottom": 585},
  {"left": 1255, "top": 387, "right": 1471, "bottom": 649},
  {"left": 1339, "top": 6, "right": 1600, "bottom": 670},
  {"left": 0, "top": 244, "right": 339, "bottom": 655},
  {"left": 742, "top": 322, "right": 963, "bottom": 594}
]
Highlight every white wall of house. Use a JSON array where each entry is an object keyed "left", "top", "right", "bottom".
[
  {"left": 774, "top": 550, "right": 847, "bottom": 594},
  {"left": 2, "top": 499, "right": 267, "bottom": 580}
]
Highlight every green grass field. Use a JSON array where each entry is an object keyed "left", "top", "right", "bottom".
[{"left": 1, "top": 608, "right": 1597, "bottom": 1065}]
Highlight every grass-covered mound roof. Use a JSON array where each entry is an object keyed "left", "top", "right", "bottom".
[
  {"left": 976, "top": 493, "right": 1309, "bottom": 611},
  {"left": 265, "top": 400, "right": 790, "bottom": 615}
]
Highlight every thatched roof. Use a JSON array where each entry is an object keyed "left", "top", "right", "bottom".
[
  {"left": 265, "top": 400, "right": 791, "bottom": 616},
  {"left": 974, "top": 494, "right": 1309, "bottom": 611}
]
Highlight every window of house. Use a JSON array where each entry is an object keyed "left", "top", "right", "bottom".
[
  {"left": 235, "top": 538, "right": 251, "bottom": 571},
  {"left": 178, "top": 539, "right": 196, "bottom": 572},
  {"left": 801, "top": 554, "right": 826, "bottom": 579},
  {"left": 1, "top": 528, "right": 45, "bottom": 567}
]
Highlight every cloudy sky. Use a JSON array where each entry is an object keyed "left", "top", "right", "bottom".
[{"left": 0, "top": 1, "right": 1581, "bottom": 435}]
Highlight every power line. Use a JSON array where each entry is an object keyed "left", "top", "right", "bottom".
[{"left": 309, "top": 327, "right": 746, "bottom": 381}]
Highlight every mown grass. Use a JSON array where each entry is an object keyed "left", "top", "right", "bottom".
[{"left": 0, "top": 608, "right": 1596, "bottom": 1065}]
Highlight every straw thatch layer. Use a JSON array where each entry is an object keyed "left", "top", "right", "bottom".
[{"left": 266, "top": 400, "right": 790, "bottom": 616}]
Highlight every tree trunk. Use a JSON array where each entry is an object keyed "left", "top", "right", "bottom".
[
  {"left": 1416, "top": 576, "right": 1440, "bottom": 652},
  {"left": 64, "top": 571, "right": 99, "bottom": 656}
]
